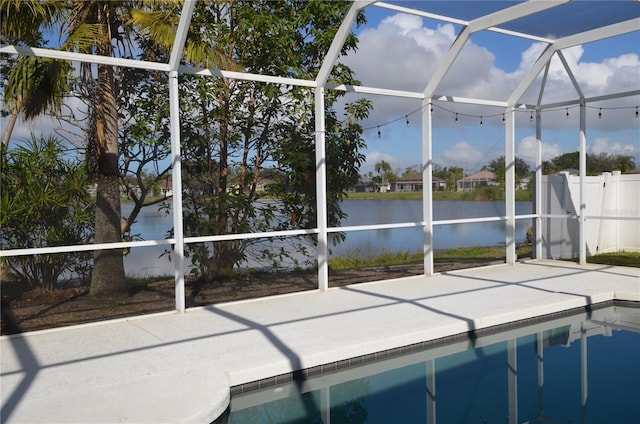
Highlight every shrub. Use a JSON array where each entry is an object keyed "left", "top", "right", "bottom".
[{"left": 1, "top": 136, "right": 94, "bottom": 290}]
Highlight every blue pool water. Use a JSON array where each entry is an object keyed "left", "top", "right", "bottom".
[{"left": 227, "top": 306, "right": 640, "bottom": 423}]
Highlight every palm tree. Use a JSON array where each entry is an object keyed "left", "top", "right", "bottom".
[
  {"left": 374, "top": 160, "right": 392, "bottom": 190},
  {"left": 2, "top": 0, "right": 209, "bottom": 297},
  {"left": 1, "top": 0, "right": 68, "bottom": 148}
]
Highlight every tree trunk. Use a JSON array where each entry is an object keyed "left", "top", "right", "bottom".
[
  {"left": 2, "top": 101, "right": 21, "bottom": 149},
  {"left": 89, "top": 54, "right": 127, "bottom": 297}
]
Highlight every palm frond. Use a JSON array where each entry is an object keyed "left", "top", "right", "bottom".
[
  {"left": 62, "top": 23, "right": 105, "bottom": 52},
  {"left": 5, "top": 55, "right": 71, "bottom": 120},
  {"left": 131, "top": 0, "right": 183, "bottom": 12},
  {"left": 128, "top": 9, "right": 179, "bottom": 51},
  {"left": 182, "top": 43, "right": 233, "bottom": 71},
  {"left": 0, "top": 0, "right": 66, "bottom": 44}
]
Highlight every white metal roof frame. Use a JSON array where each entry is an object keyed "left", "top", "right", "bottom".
[{"left": 1, "top": 0, "right": 639, "bottom": 312}]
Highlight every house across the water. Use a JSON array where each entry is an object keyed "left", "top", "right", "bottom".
[
  {"left": 391, "top": 173, "right": 446, "bottom": 192},
  {"left": 457, "top": 170, "right": 497, "bottom": 192}
]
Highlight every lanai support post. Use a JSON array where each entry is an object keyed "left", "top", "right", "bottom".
[
  {"left": 167, "top": 0, "right": 195, "bottom": 313},
  {"left": 534, "top": 62, "right": 549, "bottom": 261},
  {"left": 579, "top": 99, "right": 587, "bottom": 265},
  {"left": 423, "top": 99, "right": 434, "bottom": 275},
  {"left": 535, "top": 109, "right": 543, "bottom": 259},
  {"left": 169, "top": 71, "right": 186, "bottom": 313},
  {"left": 313, "top": 1, "right": 371, "bottom": 291},
  {"left": 315, "top": 87, "right": 329, "bottom": 291},
  {"left": 505, "top": 106, "right": 516, "bottom": 264}
]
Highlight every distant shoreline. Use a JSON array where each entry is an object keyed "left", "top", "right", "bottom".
[{"left": 346, "top": 190, "right": 532, "bottom": 201}]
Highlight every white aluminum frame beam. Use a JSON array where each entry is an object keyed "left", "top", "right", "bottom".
[
  {"left": 423, "top": 99, "right": 434, "bottom": 276},
  {"left": 313, "top": 0, "right": 376, "bottom": 291},
  {"left": 421, "top": 0, "right": 566, "bottom": 268},
  {"left": 169, "top": 0, "right": 196, "bottom": 70},
  {"left": 0, "top": 44, "right": 170, "bottom": 71},
  {"left": 533, "top": 62, "right": 550, "bottom": 260},
  {"left": 424, "top": 0, "right": 567, "bottom": 97},
  {"left": 316, "top": 0, "right": 376, "bottom": 86},
  {"left": 555, "top": 17, "right": 640, "bottom": 50},
  {"left": 505, "top": 105, "right": 516, "bottom": 264},
  {"left": 509, "top": 17, "right": 640, "bottom": 105},
  {"left": 167, "top": 0, "right": 195, "bottom": 313},
  {"left": 579, "top": 99, "right": 588, "bottom": 265},
  {"left": 314, "top": 86, "right": 329, "bottom": 291},
  {"left": 374, "top": 1, "right": 555, "bottom": 43},
  {"left": 557, "top": 50, "right": 585, "bottom": 99},
  {"left": 542, "top": 90, "right": 640, "bottom": 110}
]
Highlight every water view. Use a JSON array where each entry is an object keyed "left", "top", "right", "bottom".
[{"left": 123, "top": 200, "right": 533, "bottom": 277}]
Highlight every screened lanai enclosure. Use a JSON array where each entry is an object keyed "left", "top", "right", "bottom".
[{"left": 1, "top": 0, "right": 639, "bottom": 318}]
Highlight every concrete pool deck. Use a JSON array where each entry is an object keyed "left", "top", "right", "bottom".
[{"left": 1, "top": 260, "right": 639, "bottom": 423}]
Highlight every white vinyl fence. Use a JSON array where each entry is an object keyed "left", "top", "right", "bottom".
[{"left": 541, "top": 171, "right": 640, "bottom": 259}]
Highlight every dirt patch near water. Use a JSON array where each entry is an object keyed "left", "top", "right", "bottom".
[{"left": 2, "top": 261, "right": 500, "bottom": 335}]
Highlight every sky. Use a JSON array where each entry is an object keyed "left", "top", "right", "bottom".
[
  {"left": 2, "top": 1, "right": 639, "bottom": 177},
  {"left": 342, "top": 2, "right": 640, "bottom": 175}
]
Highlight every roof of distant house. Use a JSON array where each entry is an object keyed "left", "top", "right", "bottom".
[
  {"left": 396, "top": 172, "right": 443, "bottom": 182},
  {"left": 459, "top": 170, "right": 495, "bottom": 181}
]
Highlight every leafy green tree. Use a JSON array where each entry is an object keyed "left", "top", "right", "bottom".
[
  {"left": 176, "top": 0, "right": 371, "bottom": 280},
  {"left": 487, "top": 155, "right": 531, "bottom": 188},
  {"left": 116, "top": 61, "right": 173, "bottom": 239},
  {"left": 402, "top": 165, "right": 421, "bottom": 178},
  {"left": 542, "top": 152, "right": 636, "bottom": 175},
  {"left": 434, "top": 165, "right": 463, "bottom": 192},
  {"left": 0, "top": 136, "right": 94, "bottom": 290}
]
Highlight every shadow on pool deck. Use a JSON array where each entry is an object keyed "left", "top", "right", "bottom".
[{"left": 1, "top": 260, "right": 638, "bottom": 423}]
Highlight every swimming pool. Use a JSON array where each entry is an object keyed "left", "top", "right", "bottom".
[{"left": 226, "top": 305, "right": 639, "bottom": 423}]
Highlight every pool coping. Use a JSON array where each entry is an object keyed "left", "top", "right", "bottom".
[{"left": 229, "top": 298, "right": 638, "bottom": 396}]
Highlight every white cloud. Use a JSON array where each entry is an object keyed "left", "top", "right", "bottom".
[
  {"left": 345, "top": 17, "right": 455, "bottom": 94},
  {"left": 439, "top": 140, "right": 483, "bottom": 169},
  {"left": 362, "top": 150, "right": 401, "bottom": 174},
  {"left": 590, "top": 137, "right": 638, "bottom": 157},
  {"left": 516, "top": 135, "right": 563, "bottom": 166},
  {"left": 1, "top": 95, "right": 87, "bottom": 148},
  {"left": 343, "top": 13, "right": 640, "bottom": 132}
]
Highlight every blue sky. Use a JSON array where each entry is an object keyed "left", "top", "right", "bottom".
[
  {"left": 2, "top": 2, "right": 638, "bottom": 177},
  {"left": 343, "top": 4, "right": 640, "bottom": 175}
]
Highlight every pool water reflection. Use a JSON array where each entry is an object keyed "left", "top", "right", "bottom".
[{"left": 227, "top": 305, "right": 640, "bottom": 424}]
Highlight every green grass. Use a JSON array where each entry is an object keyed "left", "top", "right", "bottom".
[
  {"left": 327, "top": 245, "right": 638, "bottom": 272},
  {"left": 328, "top": 248, "right": 423, "bottom": 270},
  {"left": 587, "top": 251, "right": 640, "bottom": 268},
  {"left": 328, "top": 244, "right": 534, "bottom": 271}
]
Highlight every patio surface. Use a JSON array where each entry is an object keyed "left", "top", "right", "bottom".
[{"left": 1, "top": 259, "right": 638, "bottom": 423}]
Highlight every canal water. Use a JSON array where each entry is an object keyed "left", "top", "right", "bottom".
[{"left": 123, "top": 200, "right": 533, "bottom": 277}]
